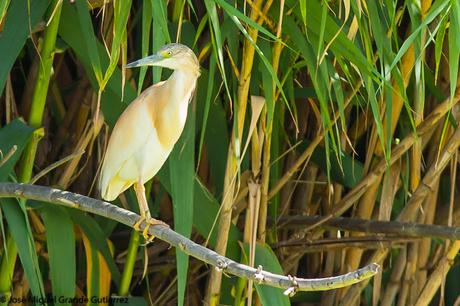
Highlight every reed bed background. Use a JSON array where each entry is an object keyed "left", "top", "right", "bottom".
[{"left": 0, "top": 0, "right": 459, "bottom": 305}]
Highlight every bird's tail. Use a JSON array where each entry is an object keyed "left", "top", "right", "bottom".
[{"left": 100, "top": 173, "right": 131, "bottom": 201}]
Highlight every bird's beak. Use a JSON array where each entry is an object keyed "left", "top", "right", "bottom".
[{"left": 125, "top": 54, "right": 164, "bottom": 68}]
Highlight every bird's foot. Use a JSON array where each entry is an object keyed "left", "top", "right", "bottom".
[
  {"left": 133, "top": 216, "right": 146, "bottom": 231},
  {"left": 134, "top": 217, "right": 169, "bottom": 243}
]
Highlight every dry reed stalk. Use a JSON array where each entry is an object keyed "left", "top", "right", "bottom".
[
  {"left": 374, "top": 50, "right": 416, "bottom": 157},
  {"left": 403, "top": 2, "right": 433, "bottom": 302},
  {"left": 269, "top": 80, "right": 362, "bottom": 200},
  {"left": 340, "top": 249, "right": 391, "bottom": 305},
  {"left": 305, "top": 116, "right": 455, "bottom": 273},
  {"left": 343, "top": 44, "right": 417, "bottom": 302},
  {"left": 348, "top": 110, "right": 371, "bottom": 145},
  {"left": 397, "top": 242, "right": 418, "bottom": 305},
  {"left": 11, "top": 273, "right": 29, "bottom": 305},
  {"left": 19, "top": 55, "right": 40, "bottom": 117},
  {"left": 246, "top": 178, "right": 261, "bottom": 306},
  {"left": 322, "top": 133, "right": 349, "bottom": 306},
  {"left": 341, "top": 119, "right": 460, "bottom": 305},
  {"left": 406, "top": 129, "right": 446, "bottom": 304},
  {"left": 50, "top": 82, "right": 89, "bottom": 160},
  {"left": 397, "top": 126, "right": 460, "bottom": 222},
  {"left": 258, "top": 0, "right": 284, "bottom": 244},
  {"left": 57, "top": 111, "right": 104, "bottom": 189},
  {"left": 414, "top": 240, "right": 460, "bottom": 306},
  {"left": 245, "top": 95, "right": 266, "bottom": 304},
  {"left": 372, "top": 162, "right": 401, "bottom": 306},
  {"left": 205, "top": 2, "right": 267, "bottom": 304},
  {"left": 5, "top": 75, "right": 17, "bottom": 124},
  {"left": 381, "top": 147, "right": 440, "bottom": 306},
  {"left": 341, "top": 2, "right": 435, "bottom": 294},
  {"left": 379, "top": 163, "right": 401, "bottom": 222},
  {"left": 380, "top": 246, "right": 407, "bottom": 306},
  {"left": 414, "top": 178, "right": 439, "bottom": 292},
  {"left": 308, "top": 90, "right": 460, "bottom": 233}
]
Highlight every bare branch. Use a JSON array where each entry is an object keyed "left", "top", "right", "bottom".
[
  {"left": 276, "top": 215, "right": 460, "bottom": 240},
  {"left": 0, "top": 182, "right": 379, "bottom": 292}
]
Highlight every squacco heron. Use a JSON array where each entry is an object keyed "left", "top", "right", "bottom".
[{"left": 99, "top": 43, "right": 200, "bottom": 239}]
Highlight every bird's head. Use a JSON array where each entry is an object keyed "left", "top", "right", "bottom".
[{"left": 125, "top": 43, "right": 200, "bottom": 76}]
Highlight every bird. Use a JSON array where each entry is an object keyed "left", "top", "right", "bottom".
[{"left": 99, "top": 43, "right": 200, "bottom": 240}]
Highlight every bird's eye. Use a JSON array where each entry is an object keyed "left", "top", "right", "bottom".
[{"left": 160, "top": 50, "right": 173, "bottom": 58}]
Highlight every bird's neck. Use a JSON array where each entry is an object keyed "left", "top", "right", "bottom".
[
  {"left": 167, "top": 69, "right": 198, "bottom": 108},
  {"left": 157, "top": 69, "right": 198, "bottom": 145}
]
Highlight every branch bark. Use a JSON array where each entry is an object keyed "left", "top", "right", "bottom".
[{"left": 0, "top": 182, "right": 379, "bottom": 293}]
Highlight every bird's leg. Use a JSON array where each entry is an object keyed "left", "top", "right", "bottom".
[{"left": 133, "top": 181, "right": 168, "bottom": 242}]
